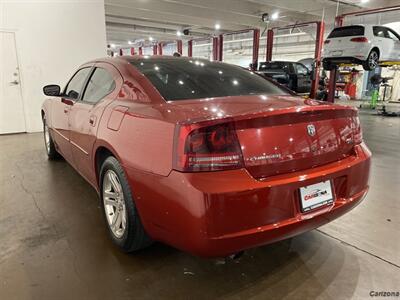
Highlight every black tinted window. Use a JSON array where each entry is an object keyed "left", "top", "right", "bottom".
[
  {"left": 130, "top": 59, "right": 287, "bottom": 101},
  {"left": 259, "top": 62, "right": 286, "bottom": 70},
  {"left": 64, "top": 67, "right": 91, "bottom": 99},
  {"left": 82, "top": 68, "right": 115, "bottom": 103},
  {"left": 328, "top": 26, "right": 365, "bottom": 38},
  {"left": 373, "top": 26, "right": 387, "bottom": 38}
]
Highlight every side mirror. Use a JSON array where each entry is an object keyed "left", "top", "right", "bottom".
[{"left": 43, "top": 85, "right": 61, "bottom": 96}]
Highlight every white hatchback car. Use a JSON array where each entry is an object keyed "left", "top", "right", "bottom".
[{"left": 323, "top": 24, "right": 400, "bottom": 71}]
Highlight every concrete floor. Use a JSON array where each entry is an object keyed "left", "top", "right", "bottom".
[{"left": 0, "top": 111, "right": 399, "bottom": 300}]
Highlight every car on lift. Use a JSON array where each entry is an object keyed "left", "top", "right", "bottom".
[
  {"left": 257, "top": 61, "right": 312, "bottom": 93},
  {"left": 323, "top": 24, "right": 400, "bottom": 71},
  {"left": 41, "top": 56, "right": 371, "bottom": 258}
]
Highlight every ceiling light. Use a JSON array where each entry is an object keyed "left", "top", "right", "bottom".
[
  {"left": 215, "top": 23, "right": 221, "bottom": 30},
  {"left": 176, "top": 30, "right": 182, "bottom": 36},
  {"left": 110, "top": 43, "right": 116, "bottom": 48},
  {"left": 149, "top": 36, "right": 154, "bottom": 41},
  {"left": 360, "top": 0, "right": 369, "bottom": 3},
  {"left": 128, "top": 41, "right": 133, "bottom": 45},
  {"left": 271, "top": 12, "right": 279, "bottom": 20}
]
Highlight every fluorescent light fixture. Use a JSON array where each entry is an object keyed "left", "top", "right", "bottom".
[
  {"left": 177, "top": 30, "right": 182, "bottom": 36},
  {"left": 149, "top": 36, "right": 154, "bottom": 41},
  {"left": 215, "top": 23, "right": 221, "bottom": 30},
  {"left": 360, "top": 0, "right": 369, "bottom": 3},
  {"left": 128, "top": 41, "right": 133, "bottom": 45},
  {"left": 271, "top": 12, "right": 279, "bottom": 20},
  {"left": 110, "top": 43, "right": 116, "bottom": 48}
]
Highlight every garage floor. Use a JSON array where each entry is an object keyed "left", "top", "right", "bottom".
[{"left": 0, "top": 111, "right": 399, "bottom": 300}]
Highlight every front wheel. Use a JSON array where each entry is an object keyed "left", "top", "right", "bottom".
[
  {"left": 363, "top": 50, "right": 379, "bottom": 71},
  {"left": 43, "top": 117, "right": 59, "bottom": 160},
  {"left": 100, "top": 156, "right": 152, "bottom": 252}
]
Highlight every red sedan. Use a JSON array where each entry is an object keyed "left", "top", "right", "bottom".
[{"left": 41, "top": 56, "right": 371, "bottom": 257}]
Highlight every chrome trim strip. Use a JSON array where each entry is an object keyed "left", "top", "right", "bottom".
[
  {"left": 52, "top": 128, "right": 68, "bottom": 141},
  {"left": 71, "top": 140, "right": 89, "bottom": 155}
]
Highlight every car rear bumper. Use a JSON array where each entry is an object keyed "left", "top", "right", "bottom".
[{"left": 126, "top": 143, "right": 371, "bottom": 257}]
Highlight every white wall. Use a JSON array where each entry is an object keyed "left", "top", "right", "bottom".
[{"left": 0, "top": 0, "right": 107, "bottom": 132}]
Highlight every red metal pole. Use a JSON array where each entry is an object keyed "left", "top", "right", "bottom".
[
  {"left": 157, "top": 43, "right": 163, "bottom": 55},
  {"left": 252, "top": 29, "right": 260, "bottom": 70},
  {"left": 130, "top": 47, "right": 135, "bottom": 55},
  {"left": 212, "top": 37, "right": 219, "bottom": 61},
  {"left": 218, "top": 35, "right": 223, "bottom": 61},
  {"left": 266, "top": 29, "right": 274, "bottom": 62},
  {"left": 138, "top": 47, "right": 143, "bottom": 55},
  {"left": 335, "top": 16, "right": 344, "bottom": 27},
  {"left": 310, "top": 21, "right": 325, "bottom": 99},
  {"left": 119, "top": 48, "right": 123, "bottom": 56},
  {"left": 327, "top": 68, "right": 337, "bottom": 103},
  {"left": 153, "top": 45, "right": 157, "bottom": 55},
  {"left": 188, "top": 40, "right": 193, "bottom": 57},
  {"left": 177, "top": 40, "right": 183, "bottom": 55}
]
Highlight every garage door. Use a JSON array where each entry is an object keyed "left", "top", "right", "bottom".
[{"left": 0, "top": 31, "right": 26, "bottom": 134}]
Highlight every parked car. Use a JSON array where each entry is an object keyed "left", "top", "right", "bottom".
[
  {"left": 257, "top": 61, "right": 312, "bottom": 93},
  {"left": 323, "top": 24, "right": 400, "bottom": 71},
  {"left": 42, "top": 56, "right": 371, "bottom": 257}
]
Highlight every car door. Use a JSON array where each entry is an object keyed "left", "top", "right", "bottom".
[
  {"left": 293, "top": 63, "right": 311, "bottom": 93},
  {"left": 386, "top": 28, "right": 400, "bottom": 60},
  {"left": 68, "top": 62, "right": 122, "bottom": 186},
  {"left": 51, "top": 66, "right": 92, "bottom": 163}
]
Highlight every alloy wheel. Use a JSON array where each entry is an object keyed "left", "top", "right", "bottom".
[
  {"left": 368, "top": 51, "right": 379, "bottom": 69},
  {"left": 103, "top": 170, "right": 127, "bottom": 238}
]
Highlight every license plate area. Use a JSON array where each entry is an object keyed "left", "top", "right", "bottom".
[{"left": 299, "top": 181, "right": 334, "bottom": 212}]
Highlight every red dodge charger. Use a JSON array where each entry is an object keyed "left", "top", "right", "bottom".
[{"left": 42, "top": 56, "right": 371, "bottom": 257}]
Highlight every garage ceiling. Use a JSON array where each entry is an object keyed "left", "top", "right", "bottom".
[{"left": 106, "top": 0, "right": 399, "bottom": 48}]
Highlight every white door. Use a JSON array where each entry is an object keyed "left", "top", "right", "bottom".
[{"left": 0, "top": 32, "right": 26, "bottom": 134}]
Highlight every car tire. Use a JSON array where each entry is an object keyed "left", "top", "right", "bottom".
[
  {"left": 363, "top": 49, "right": 379, "bottom": 71},
  {"left": 100, "top": 156, "right": 153, "bottom": 252},
  {"left": 43, "top": 117, "right": 60, "bottom": 160}
]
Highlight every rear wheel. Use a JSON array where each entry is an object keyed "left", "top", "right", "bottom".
[
  {"left": 43, "top": 117, "right": 59, "bottom": 160},
  {"left": 363, "top": 49, "right": 379, "bottom": 71},
  {"left": 100, "top": 156, "right": 152, "bottom": 252}
]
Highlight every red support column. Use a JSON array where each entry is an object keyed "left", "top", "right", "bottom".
[
  {"left": 157, "top": 43, "right": 163, "bottom": 55},
  {"left": 130, "top": 47, "right": 135, "bottom": 55},
  {"left": 310, "top": 21, "right": 325, "bottom": 99},
  {"left": 188, "top": 40, "right": 193, "bottom": 57},
  {"left": 153, "top": 45, "right": 157, "bottom": 55},
  {"left": 266, "top": 29, "right": 274, "bottom": 62},
  {"left": 138, "top": 47, "right": 143, "bottom": 55},
  {"left": 217, "top": 35, "right": 223, "bottom": 61},
  {"left": 119, "top": 48, "right": 123, "bottom": 56},
  {"left": 252, "top": 29, "right": 260, "bottom": 70},
  {"left": 327, "top": 68, "right": 337, "bottom": 103},
  {"left": 212, "top": 37, "right": 219, "bottom": 61},
  {"left": 177, "top": 40, "right": 183, "bottom": 55}
]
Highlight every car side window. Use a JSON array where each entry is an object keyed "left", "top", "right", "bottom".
[
  {"left": 387, "top": 29, "right": 400, "bottom": 42},
  {"left": 64, "top": 67, "right": 91, "bottom": 100},
  {"left": 373, "top": 26, "right": 386, "bottom": 38},
  {"left": 81, "top": 67, "right": 116, "bottom": 104},
  {"left": 294, "top": 63, "right": 309, "bottom": 76}
]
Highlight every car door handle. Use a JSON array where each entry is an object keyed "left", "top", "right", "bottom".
[
  {"left": 89, "top": 116, "right": 97, "bottom": 126},
  {"left": 9, "top": 80, "right": 19, "bottom": 85}
]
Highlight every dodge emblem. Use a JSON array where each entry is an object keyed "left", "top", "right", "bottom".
[{"left": 307, "top": 124, "right": 316, "bottom": 137}]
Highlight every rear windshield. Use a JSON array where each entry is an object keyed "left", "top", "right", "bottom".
[
  {"left": 328, "top": 25, "right": 365, "bottom": 38},
  {"left": 130, "top": 58, "right": 288, "bottom": 101}
]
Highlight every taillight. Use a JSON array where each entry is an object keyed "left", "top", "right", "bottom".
[
  {"left": 352, "top": 116, "right": 363, "bottom": 144},
  {"left": 350, "top": 37, "right": 369, "bottom": 43},
  {"left": 324, "top": 40, "right": 331, "bottom": 44},
  {"left": 173, "top": 122, "right": 244, "bottom": 172}
]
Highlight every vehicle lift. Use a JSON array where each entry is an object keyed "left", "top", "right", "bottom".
[
  {"left": 327, "top": 5, "right": 400, "bottom": 105},
  {"left": 265, "top": 21, "right": 325, "bottom": 99}
]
